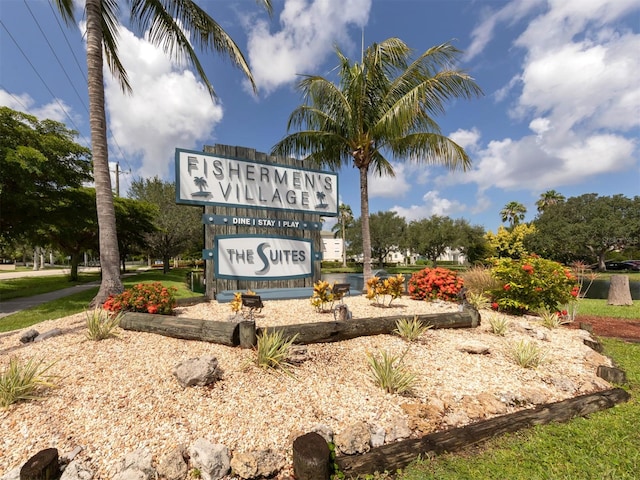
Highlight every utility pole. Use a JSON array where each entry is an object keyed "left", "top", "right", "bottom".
[{"left": 112, "top": 162, "right": 130, "bottom": 197}]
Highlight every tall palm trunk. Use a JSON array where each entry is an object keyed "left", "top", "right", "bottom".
[
  {"left": 86, "top": 0, "right": 123, "bottom": 305},
  {"left": 359, "top": 167, "right": 372, "bottom": 283},
  {"left": 341, "top": 217, "right": 347, "bottom": 268}
]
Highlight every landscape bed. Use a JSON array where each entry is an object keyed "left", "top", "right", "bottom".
[{"left": 0, "top": 295, "right": 622, "bottom": 478}]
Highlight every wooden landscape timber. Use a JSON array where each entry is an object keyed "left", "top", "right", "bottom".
[
  {"left": 119, "top": 309, "right": 480, "bottom": 347},
  {"left": 334, "top": 387, "right": 631, "bottom": 476}
]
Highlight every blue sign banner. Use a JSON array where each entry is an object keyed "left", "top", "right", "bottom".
[{"left": 202, "top": 214, "right": 323, "bottom": 230}]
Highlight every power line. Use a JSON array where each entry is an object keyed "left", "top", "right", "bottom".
[{"left": 0, "top": 19, "right": 91, "bottom": 147}]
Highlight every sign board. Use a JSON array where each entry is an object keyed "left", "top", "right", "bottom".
[
  {"left": 176, "top": 148, "right": 338, "bottom": 216},
  {"left": 206, "top": 235, "right": 321, "bottom": 281},
  {"left": 202, "top": 214, "right": 322, "bottom": 230}
]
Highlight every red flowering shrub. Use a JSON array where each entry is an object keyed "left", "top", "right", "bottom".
[
  {"left": 408, "top": 267, "right": 464, "bottom": 302},
  {"left": 103, "top": 282, "right": 177, "bottom": 315}
]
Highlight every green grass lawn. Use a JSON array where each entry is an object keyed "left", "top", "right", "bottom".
[
  {"left": 0, "top": 273, "right": 102, "bottom": 301},
  {"left": 577, "top": 298, "right": 639, "bottom": 319},
  {"left": 0, "top": 268, "right": 201, "bottom": 333}
]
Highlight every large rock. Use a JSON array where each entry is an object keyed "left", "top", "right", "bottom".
[
  {"left": 173, "top": 357, "right": 221, "bottom": 388},
  {"left": 188, "top": 439, "right": 230, "bottom": 480},
  {"left": 335, "top": 422, "right": 371, "bottom": 455},
  {"left": 60, "top": 461, "right": 94, "bottom": 479},
  {"left": 230, "top": 449, "right": 281, "bottom": 479},
  {"left": 112, "top": 448, "right": 156, "bottom": 480},
  {"left": 156, "top": 446, "right": 187, "bottom": 480}
]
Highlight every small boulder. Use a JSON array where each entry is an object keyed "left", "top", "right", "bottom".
[
  {"left": 34, "top": 328, "right": 63, "bottom": 342},
  {"left": 188, "top": 439, "right": 230, "bottom": 480},
  {"left": 60, "top": 460, "right": 94, "bottom": 480},
  {"left": 19, "top": 329, "right": 39, "bottom": 344},
  {"left": 457, "top": 341, "right": 491, "bottom": 355},
  {"left": 173, "top": 356, "right": 221, "bottom": 388},
  {"left": 156, "top": 446, "right": 188, "bottom": 480},
  {"left": 335, "top": 422, "right": 371, "bottom": 454}
]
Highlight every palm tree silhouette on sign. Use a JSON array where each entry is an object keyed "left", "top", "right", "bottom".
[
  {"left": 192, "top": 177, "right": 211, "bottom": 197},
  {"left": 315, "top": 191, "right": 328, "bottom": 209}
]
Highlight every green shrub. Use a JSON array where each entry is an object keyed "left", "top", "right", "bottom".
[
  {"left": 103, "top": 282, "right": 177, "bottom": 315},
  {"left": 465, "top": 292, "right": 491, "bottom": 311},
  {"left": 255, "top": 329, "right": 297, "bottom": 372},
  {"left": 85, "top": 308, "right": 122, "bottom": 341},
  {"left": 394, "top": 316, "right": 433, "bottom": 342},
  {"left": 460, "top": 266, "right": 499, "bottom": 295},
  {"left": 509, "top": 340, "right": 546, "bottom": 368},
  {"left": 367, "top": 349, "right": 417, "bottom": 394},
  {"left": 490, "top": 255, "right": 578, "bottom": 315},
  {"left": 365, "top": 274, "right": 405, "bottom": 306},
  {"left": 488, "top": 315, "right": 510, "bottom": 336},
  {"left": 408, "top": 267, "right": 464, "bottom": 302},
  {"left": 0, "top": 357, "right": 57, "bottom": 409}
]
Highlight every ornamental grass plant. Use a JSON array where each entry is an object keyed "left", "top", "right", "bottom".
[
  {"left": 367, "top": 348, "right": 417, "bottom": 394},
  {"left": 509, "top": 339, "right": 547, "bottom": 369},
  {"left": 394, "top": 316, "right": 433, "bottom": 342},
  {"left": 0, "top": 357, "right": 57, "bottom": 409},
  {"left": 85, "top": 308, "right": 123, "bottom": 341},
  {"left": 488, "top": 314, "right": 510, "bottom": 336},
  {"left": 255, "top": 329, "right": 298, "bottom": 372}
]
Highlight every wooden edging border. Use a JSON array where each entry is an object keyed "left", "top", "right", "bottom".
[
  {"left": 335, "top": 387, "right": 631, "bottom": 475},
  {"left": 119, "top": 308, "right": 480, "bottom": 347}
]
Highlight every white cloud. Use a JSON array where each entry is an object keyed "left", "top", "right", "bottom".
[
  {"left": 104, "top": 27, "right": 223, "bottom": 181},
  {"left": 449, "top": 0, "right": 640, "bottom": 196},
  {"left": 245, "top": 0, "right": 372, "bottom": 94},
  {"left": 368, "top": 162, "right": 411, "bottom": 198},
  {"left": 391, "top": 190, "right": 466, "bottom": 222},
  {"left": 450, "top": 128, "right": 481, "bottom": 153},
  {"left": 0, "top": 90, "right": 84, "bottom": 134}
]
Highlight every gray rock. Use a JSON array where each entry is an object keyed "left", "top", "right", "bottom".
[
  {"left": 157, "top": 446, "right": 188, "bottom": 480},
  {"left": 0, "top": 467, "right": 20, "bottom": 480},
  {"left": 310, "top": 423, "right": 334, "bottom": 444},
  {"left": 335, "top": 422, "right": 371, "bottom": 455},
  {"left": 457, "top": 341, "right": 491, "bottom": 355},
  {"left": 384, "top": 415, "right": 411, "bottom": 442},
  {"left": 188, "top": 439, "right": 230, "bottom": 480},
  {"left": 60, "top": 461, "right": 94, "bottom": 480},
  {"left": 173, "top": 356, "right": 220, "bottom": 388},
  {"left": 369, "top": 424, "right": 386, "bottom": 448},
  {"left": 19, "top": 329, "right": 39, "bottom": 343},
  {"left": 113, "top": 448, "right": 155, "bottom": 480},
  {"left": 34, "top": 328, "right": 63, "bottom": 342}
]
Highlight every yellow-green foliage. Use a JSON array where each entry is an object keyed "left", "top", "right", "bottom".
[
  {"left": 488, "top": 314, "right": 510, "bottom": 336},
  {"left": 230, "top": 289, "right": 256, "bottom": 315},
  {"left": 509, "top": 339, "right": 546, "bottom": 368},
  {"left": 394, "top": 316, "right": 433, "bottom": 342},
  {"left": 255, "top": 329, "right": 298, "bottom": 372},
  {"left": 366, "top": 274, "right": 405, "bottom": 306},
  {"left": 485, "top": 224, "right": 536, "bottom": 259},
  {"left": 367, "top": 348, "right": 416, "bottom": 394},
  {"left": 86, "top": 308, "right": 122, "bottom": 341},
  {"left": 310, "top": 280, "right": 338, "bottom": 312},
  {"left": 0, "top": 357, "right": 57, "bottom": 409}
]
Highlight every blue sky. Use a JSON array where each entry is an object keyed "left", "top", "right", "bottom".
[{"left": 1, "top": 0, "right": 638, "bottom": 234}]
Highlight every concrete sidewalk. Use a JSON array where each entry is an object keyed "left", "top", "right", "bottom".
[{"left": 0, "top": 281, "right": 101, "bottom": 319}]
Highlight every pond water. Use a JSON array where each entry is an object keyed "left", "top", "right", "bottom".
[{"left": 582, "top": 278, "right": 640, "bottom": 300}]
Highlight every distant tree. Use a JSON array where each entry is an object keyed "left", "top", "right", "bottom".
[
  {"left": 500, "top": 201, "right": 527, "bottom": 228},
  {"left": 0, "top": 107, "right": 92, "bottom": 244},
  {"left": 272, "top": 38, "right": 482, "bottom": 283},
  {"left": 485, "top": 224, "right": 537, "bottom": 260},
  {"left": 455, "top": 219, "right": 489, "bottom": 264},
  {"left": 44, "top": 188, "right": 98, "bottom": 281},
  {"left": 128, "top": 177, "right": 202, "bottom": 273},
  {"left": 535, "top": 190, "right": 565, "bottom": 213},
  {"left": 114, "top": 197, "right": 158, "bottom": 273},
  {"left": 529, "top": 194, "right": 640, "bottom": 269},
  {"left": 407, "top": 215, "right": 460, "bottom": 267},
  {"left": 347, "top": 212, "right": 407, "bottom": 267},
  {"left": 331, "top": 203, "right": 354, "bottom": 267}
]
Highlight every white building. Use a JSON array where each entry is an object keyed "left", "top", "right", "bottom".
[{"left": 320, "top": 231, "right": 344, "bottom": 262}]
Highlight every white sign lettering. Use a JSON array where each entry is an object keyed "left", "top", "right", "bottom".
[
  {"left": 214, "top": 236, "right": 314, "bottom": 280},
  {"left": 176, "top": 149, "right": 338, "bottom": 216}
]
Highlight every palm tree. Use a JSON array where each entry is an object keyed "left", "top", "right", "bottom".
[
  {"left": 536, "top": 189, "right": 565, "bottom": 213},
  {"left": 272, "top": 38, "right": 482, "bottom": 281},
  {"left": 500, "top": 201, "right": 527, "bottom": 228},
  {"left": 332, "top": 203, "right": 354, "bottom": 267},
  {"left": 53, "top": 0, "right": 271, "bottom": 305}
]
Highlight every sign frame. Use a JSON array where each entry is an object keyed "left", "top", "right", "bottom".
[
  {"left": 176, "top": 148, "right": 338, "bottom": 217},
  {"left": 208, "top": 234, "right": 321, "bottom": 281}
]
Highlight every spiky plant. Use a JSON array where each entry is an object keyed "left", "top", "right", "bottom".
[
  {"left": 85, "top": 308, "right": 122, "bottom": 341},
  {"left": 488, "top": 315, "right": 510, "bottom": 336},
  {"left": 509, "top": 340, "right": 546, "bottom": 368},
  {"left": 0, "top": 357, "right": 58, "bottom": 409},
  {"left": 367, "top": 349, "right": 417, "bottom": 394},
  {"left": 255, "top": 329, "right": 298, "bottom": 372},
  {"left": 394, "top": 316, "right": 433, "bottom": 342}
]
